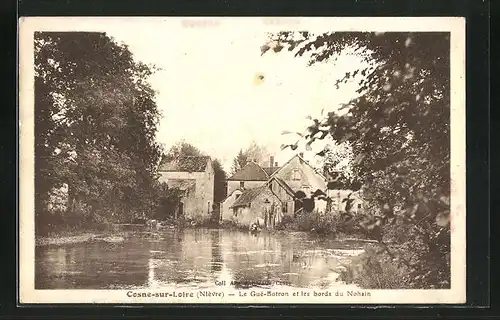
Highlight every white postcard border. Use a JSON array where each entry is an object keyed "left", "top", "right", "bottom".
[{"left": 18, "top": 16, "right": 466, "bottom": 304}]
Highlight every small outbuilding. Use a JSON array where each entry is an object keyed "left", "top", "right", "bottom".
[{"left": 229, "top": 186, "right": 283, "bottom": 229}]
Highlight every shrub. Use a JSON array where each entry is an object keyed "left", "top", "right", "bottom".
[
  {"left": 275, "top": 215, "right": 295, "bottom": 230},
  {"left": 339, "top": 244, "right": 411, "bottom": 289},
  {"left": 293, "top": 211, "right": 341, "bottom": 235}
]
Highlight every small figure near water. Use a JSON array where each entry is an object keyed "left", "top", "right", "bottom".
[
  {"left": 146, "top": 219, "right": 170, "bottom": 231},
  {"left": 249, "top": 222, "right": 262, "bottom": 235}
]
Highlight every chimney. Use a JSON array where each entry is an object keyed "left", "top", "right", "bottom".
[
  {"left": 275, "top": 162, "right": 278, "bottom": 167},
  {"left": 270, "top": 156, "right": 274, "bottom": 168},
  {"left": 299, "top": 152, "right": 304, "bottom": 158}
]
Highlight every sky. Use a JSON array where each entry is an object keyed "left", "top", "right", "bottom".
[{"left": 103, "top": 21, "right": 368, "bottom": 172}]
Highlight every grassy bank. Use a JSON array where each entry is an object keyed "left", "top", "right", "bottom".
[
  {"left": 273, "top": 211, "right": 368, "bottom": 239},
  {"left": 35, "top": 215, "right": 221, "bottom": 247},
  {"left": 217, "top": 212, "right": 370, "bottom": 240},
  {"left": 35, "top": 230, "right": 132, "bottom": 247}
]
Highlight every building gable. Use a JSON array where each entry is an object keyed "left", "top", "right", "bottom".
[{"left": 271, "top": 154, "right": 326, "bottom": 192}]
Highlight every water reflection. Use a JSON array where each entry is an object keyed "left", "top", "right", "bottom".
[
  {"left": 35, "top": 229, "right": 365, "bottom": 290},
  {"left": 210, "top": 230, "right": 223, "bottom": 272}
]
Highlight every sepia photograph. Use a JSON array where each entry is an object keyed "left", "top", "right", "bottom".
[{"left": 19, "top": 17, "right": 466, "bottom": 304}]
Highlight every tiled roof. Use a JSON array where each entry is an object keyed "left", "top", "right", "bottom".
[
  {"left": 159, "top": 156, "right": 209, "bottom": 172},
  {"left": 262, "top": 166, "right": 280, "bottom": 176},
  {"left": 228, "top": 162, "right": 269, "bottom": 181},
  {"left": 166, "top": 179, "right": 196, "bottom": 191},
  {"left": 230, "top": 186, "right": 268, "bottom": 208}
]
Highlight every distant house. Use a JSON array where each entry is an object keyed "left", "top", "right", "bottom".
[
  {"left": 158, "top": 156, "right": 214, "bottom": 220},
  {"left": 324, "top": 170, "right": 364, "bottom": 214},
  {"left": 222, "top": 153, "right": 330, "bottom": 227},
  {"left": 229, "top": 185, "right": 283, "bottom": 229},
  {"left": 222, "top": 156, "right": 280, "bottom": 222},
  {"left": 327, "top": 189, "right": 364, "bottom": 214},
  {"left": 227, "top": 161, "right": 271, "bottom": 196},
  {"left": 271, "top": 153, "right": 327, "bottom": 196}
]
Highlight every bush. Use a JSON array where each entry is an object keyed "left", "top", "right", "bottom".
[
  {"left": 339, "top": 249, "right": 409, "bottom": 289},
  {"left": 293, "top": 211, "right": 338, "bottom": 235},
  {"left": 338, "top": 217, "right": 451, "bottom": 289},
  {"left": 275, "top": 215, "right": 294, "bottom": 230},
  {"left": 290, "top": 211, "right": 368, "bottom": 237},
  {"left": 339, "top": 244, "right": 410, "bottom": 289}
]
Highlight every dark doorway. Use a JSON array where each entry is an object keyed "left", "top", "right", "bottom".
[
  {"left": 176, "top": 202, "right": 184, "bottom": 220},
  {"left": 294, "top": 190, "right": 306, "bottom": 216}
]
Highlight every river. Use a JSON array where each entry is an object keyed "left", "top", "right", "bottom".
[{"left": 35, "top": 228, "right": 366, "bottom": 290}]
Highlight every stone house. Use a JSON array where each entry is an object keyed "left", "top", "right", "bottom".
[
  {"left": 226, "top": 157, "right": 280, "bottom": 196},
  {"left": 267, "top": 176, "right": 296, "bottom": 216},
  {"left": 222, "top": 156, "right": 280, "bottom": 222},
  {"left": 271, "top": 153, "right": 327, "bottom": 197},
  {"left": 158, "top": 156, "right": 214, "bottom": 220},
  {"left": 229, "top": 185, "right": 283, "bottom": 229},
  {"left": 222, "top": 153, "right": 329, "bottom": 227}
]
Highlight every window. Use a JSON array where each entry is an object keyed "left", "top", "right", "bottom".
[
  {"left": 358, "top": 204, "right": 362, "bottom": 209},
  {"left": 292, "top": 169, "right": 300, "bottom": 181},
  {"left": 240, "top": 181, "right": 245, "bottom": 188}
]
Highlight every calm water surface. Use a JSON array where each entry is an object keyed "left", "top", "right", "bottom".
[{"left": 35, "top": 228, "right": 365, "bottom": 290}]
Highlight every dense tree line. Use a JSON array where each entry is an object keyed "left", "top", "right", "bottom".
[
  {"left": 34, "top": 32, "right": 164, "bottom": 234},
  {"left": 264, "top": 32, "right": 451, "bottom": 288}
]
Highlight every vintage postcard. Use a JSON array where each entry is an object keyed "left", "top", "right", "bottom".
[{"left": 19, "top": 17, "right": 466, "bottom": 304}]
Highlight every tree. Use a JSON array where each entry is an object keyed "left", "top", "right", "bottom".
[
  {"left": 163, "top": 141, "right": 204, "bottom": 160},
  {"left": 245, "top": 141, "right": 270, "bottom": 166},
  {"left": 316, "top": 141, "right": 359, "bottom": 190},
  {"left": 34, "top": 32, "right": 162, "bottom": 232},
  {"left": 152, "top": 182, "right": 185, "bottom": 220},
  {"left": 212, "top": 159, "right": 228, "bottom": 203},
  {"left": 264, "top": 32, "right": 451, "bottom": 288},
  {"left": 231, "top": 149, "right": 249, "bottom": 175}
]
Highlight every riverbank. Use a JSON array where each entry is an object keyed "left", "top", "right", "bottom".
[
  {"left": 35, "top": 230, "right": 132, "bottom": 247},
  {"left": 218, "top": 214, "right": 369, "bottom": 241},
  {"left": 35, "top": 220, "right": 215, "bottom": 246},
  {"left": 35, "top": 216, "right": 373, "bottom": 247}
]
